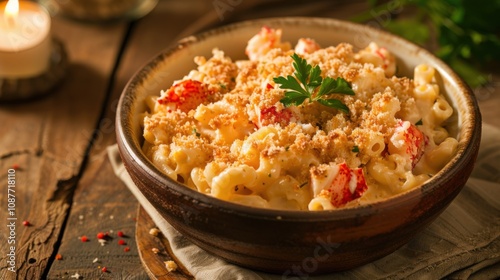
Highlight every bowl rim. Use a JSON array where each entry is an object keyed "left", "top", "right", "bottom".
[{"left": 116, "top": 16, "right": 481, "bottom": 222}]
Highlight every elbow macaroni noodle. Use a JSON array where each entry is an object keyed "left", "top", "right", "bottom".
[{"left": 142, "top": 27, "right": 458, "bottom": 210}]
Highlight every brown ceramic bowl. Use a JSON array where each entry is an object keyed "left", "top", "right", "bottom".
[{"left": 116, "top": 17, "right": 481, "bottom": 275}]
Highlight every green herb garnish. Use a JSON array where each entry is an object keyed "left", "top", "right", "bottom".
[
  {"left": 415, "top": 119, "right": 423, "bottom": 126},
  {"left": 273, "top": 53, "right": 355, "bottom": 113},
  {"left": 352, "top": 145, "right": 360, "bottom": 153},
  {"left": 192, "top": 128, "right": 200, "bottom": 137}
]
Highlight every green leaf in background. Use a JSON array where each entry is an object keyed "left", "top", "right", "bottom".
[
  {"left": 367, "top": 0, "right": 378, "bottom": 7},
  {"left": 448, "top": 59, "right": 490, "bottom": 89},
  {"left": 352, "top": 0, "right": 500, "bottom": 88},
  {"left": 385, "top": 19, "right": 430, "bottom": 45}
]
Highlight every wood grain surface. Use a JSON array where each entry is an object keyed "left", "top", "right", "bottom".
[
  {"left": 45, "top": 1, "right": 208, "bottom": 279},
  {"left": 136, "top": 207, "right": 193, "bottom": 280},
  {"left": 0, "top": 14, "right": 126, "bottom": 280}
]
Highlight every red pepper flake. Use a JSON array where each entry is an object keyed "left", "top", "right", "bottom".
[
  {"left": 22, "top": 221, "right": 30, "bottom": 226},
  {"left": 12, "top": 164, "right": 20, "bottom": 170},
  {"left": 97, "top": 232, "right": 106, "bottom": 239},
  {"left": 101, "top": 267, "right": 108, "bottom": 273},
  {"left": 124, "top": 247, "right": 130, "bottom": 252},
  {"left": 117, "top": 231, "right": 124, "bottom": 237},
  {"left": 118, "top": 239, "right": 126, "bottom": 246},
  {"left": 80, "top": 235, "right": 89, "bottom": 242},
  {"left": 55, "top": 254, "right": 63, "bottom": 260}
]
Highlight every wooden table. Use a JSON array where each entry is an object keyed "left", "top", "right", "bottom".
[{"left": 1, "top": 1, "right": 499, "bottom": 279}]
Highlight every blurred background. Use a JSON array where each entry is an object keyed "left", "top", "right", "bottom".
[{"left": 44, "top": 0, "right": 500, "bottom": 90}]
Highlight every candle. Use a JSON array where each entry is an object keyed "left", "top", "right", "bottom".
[{"left": 0, "top": 0, "right": 51, "bottom": 78}]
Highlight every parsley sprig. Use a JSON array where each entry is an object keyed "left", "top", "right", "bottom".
[{"left": 273, "top": 53, "right": 355, "bottom": 113}]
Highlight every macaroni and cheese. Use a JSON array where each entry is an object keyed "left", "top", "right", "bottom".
[{"left": 141, "top": 27, "right": 458, "bottom": 211}]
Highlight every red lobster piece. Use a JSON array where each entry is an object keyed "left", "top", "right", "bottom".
[
  {"left": 157, "top": 79, "right": 212, "bottom": 112},
  {"left": 256, "top": 106, "right": 293, "bottom": 128},
  {"left": 327, "top": 163, "right": 368, "bottom": 207},
  {"left": 389, "top": 120, "right": 427, "bottom": 169},
  {"left": 312, "top": 162, "right": 368, "bottom": 208}
]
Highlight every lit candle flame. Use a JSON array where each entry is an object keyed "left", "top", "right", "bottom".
[{"left": 4, "top": 0, "right": 19, "bottom": 28}]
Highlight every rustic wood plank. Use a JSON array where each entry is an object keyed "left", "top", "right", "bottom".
[
  {"left": 47, "top": 151, "right": 147, "bottom": 279},
  {"left": 79, "top": 0, "right": 213, "bottom": 158},
  {"left": 46, "top": 1, "right": 211, "bottom": 278},
  {"left": 0, "top": 14, "right": 126, "bottom": 279}
]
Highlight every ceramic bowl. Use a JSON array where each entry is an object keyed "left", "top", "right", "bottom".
[{"left": 116, "top": 17, "right": 481, "bottom": 275}]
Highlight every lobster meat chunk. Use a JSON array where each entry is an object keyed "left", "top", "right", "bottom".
[
  {"left": 389, "top": 120, "right": 427, "bottom": 169},
  {"left": 245, "top": 26, "right": 290, "bottom": 61},
  {"left": 294, "top": 38, "right": 321, "bottom": 55},
  {"left": 252, "top": 105, "right": 293, "bottom": 128},
  {"left": 311, "top": 163, "right": 368, "bottom": 208},
  {"left": 158, "top": 79, "right": 212, "bottom": 112}
]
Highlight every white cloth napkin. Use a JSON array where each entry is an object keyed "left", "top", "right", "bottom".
[{"left": 108, "top": 123, "right": 500, "bottom": 280}]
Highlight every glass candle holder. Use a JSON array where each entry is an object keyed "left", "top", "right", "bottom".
[
  {"left": 0, "top": 0, "right": 67, "bottom": 102},
  {"left": 38, "top": 0, "right": 158, "bottom": 22},
  {"left": 0, "top": 38, "right": 68, "bottom": 102}
]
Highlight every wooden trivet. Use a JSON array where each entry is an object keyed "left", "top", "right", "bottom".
[{"left": 135, "top": 206, "right": 193, "bottom": 280}]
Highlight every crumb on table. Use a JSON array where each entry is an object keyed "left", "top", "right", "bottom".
[
  {"left": 165, "top": 260, "right": 178, "bottom": 272},
  {"left": 149, "top": 227, "right": 161, "bottom": 236}
]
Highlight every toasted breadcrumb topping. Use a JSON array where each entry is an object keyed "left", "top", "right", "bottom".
[{"left": 142, "top": 28, "right": 456, "bottom": 210}]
